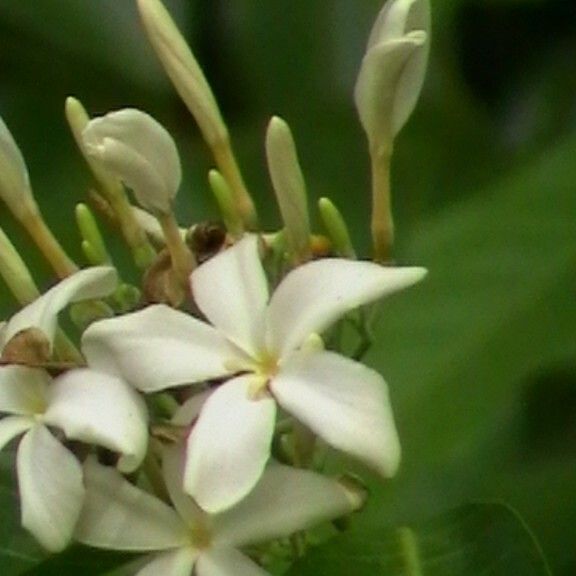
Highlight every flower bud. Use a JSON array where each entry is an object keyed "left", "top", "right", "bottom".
[
  {"left": 137, "top": 0, "right": 227, "bottom": 146},
  {"left": 318, "top": 197, "right": 356, "bottom": 259},
  {"left": 266, "top": 116, "right": 311, "bottom": 263},
  {"left": 354, "top": 0, "right": 430, "bottom": 152},
  {"left": 0, "top": 117, "right": 38, "bottom": 220},
  {"left": 82, "top": 108, "right": 181, "bottom": 214},
  {"left": 0, "top": 225, "right": 39, "bottom": 305}
]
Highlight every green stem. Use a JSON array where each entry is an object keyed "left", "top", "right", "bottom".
[
  {"left": 370, "top": 147, "right": 394, "bottom": 263},
  {"left": 397, "top": 527, "right": 423, "bottom": 576}
]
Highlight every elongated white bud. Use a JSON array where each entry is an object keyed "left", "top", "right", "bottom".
[
  {"left": 82, "top": 108, "right": 181, "bottom": 214},
  {"left": 354, "top": 0, "right": 430, "bottom": 152},
  {"left": 137, "top": 0, "right": 227, "bottom": 146},
  {"left": 266, "top": 116, "right": 311, "bottom": 263},
  {"left": 0, "top": 117, "right": 38, "bottom": 219}
]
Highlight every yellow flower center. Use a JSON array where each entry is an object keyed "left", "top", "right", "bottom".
[{"left": 189, "top": 523, "right": 212, "bottom": 550}]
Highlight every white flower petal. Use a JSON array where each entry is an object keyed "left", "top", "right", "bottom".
[
  {"left": 94, "top": 138, "right": 170, "bottom": 213},
  {"left": 17, "top": 425, "right": 84, "bottom": 552},
  {"left": 196, "top": 547, "right": 270, "bottom": 576},
  {"left": 75, "top": 458, "right": 188, "bottom": 551},
  {"left": 355, "top": 34, "right": 427, "bottom": 145},
  {"left": 214, "top": 463, "right": 360, "bottom": 547},
  {"left": 136, "top": 549, "right": 198, "bottom": 576},
  {"left": 271, "top": 351, "right": 401, "bottom": 477},
  {"left": 82, "top": 304, "right": 240, "bottom": 392},
  {"left": 172, "top": 389, "right": 212, "bottom": 427},
  {"left": 82, "top": 109, "right": 181, "bottom": 213},
  {"left": 192, "top": 235, "right": 268, "bottom": 357},
  {"left": 184, "top": 376, "right": 276, "bottom": 513},
  {"left": 0, "top": 415, "right": 34, "bottom": 451},
  {"left": 0, "top": 366, "right": 49, "bottom": 415},
  {"left": 3, "top": 266, "right": 117, "bottom": 348},
  {"left": 266, "top": 259, "right": 426, "bottom": 357},
  {"left": 44, "top": 368, "right": 148, "bottom": 472},
  {"left": 162, "top": 444, "right": 205, "bottom": 527}
]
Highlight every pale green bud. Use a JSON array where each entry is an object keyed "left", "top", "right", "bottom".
[
  {"left": 318, "top": 197, "right": 356, "bottom": 259},
  {"left": 75, "top": 203, "right": 110, "bottom": 265},
  {"left": 265, "top": 116, "right": 311, "bottom": 262},
  {"left": 354, "top": 0, "right": 430, "bottom": 152},
  {"left": 0, "top": 117, "right": 38, "bottom": 220},
  {"left": 66, "top": 97, "right": 122, "bottom": 193},
  {"left": 0, "top": 225, "right": 39, "bottom": 305},
  {"left": 137, "top": 0, "right": 227, "bottom": 146},
  {"left": 208, "top": 170, "right": 243, "bottom": 237},
  {"left": 82, "top": 108, "right": 181, "bottom": 214}
]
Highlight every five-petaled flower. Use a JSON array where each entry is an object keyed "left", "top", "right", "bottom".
[
  {"left": 83, "top": 236, "right": 426, "bottom": 512},
  {"left": 0, "top": 267, "right": 148, "bottom": 551},
  {"left": 74, "top": 446, "right": 363, "bottom": 576}
]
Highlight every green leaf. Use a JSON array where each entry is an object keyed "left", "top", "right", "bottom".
[
  {"left": 372, "top": 133, "right": 576, "bottom": 469},
  {"left": 21, "top": 546, "right": 136, "bottom": 576},
  {"left": 287, "top": 503, "right": 552, "bottom": 576},
  {"left": 362, "top": 133, "right": 576, "bottom": 573}
]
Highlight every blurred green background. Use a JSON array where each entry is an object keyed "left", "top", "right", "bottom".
[{"left": 0, "top": 0, "right": 575, "bottom": 574}]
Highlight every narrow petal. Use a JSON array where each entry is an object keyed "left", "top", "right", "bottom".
[
  {"left": 136, "top": 549, "right": 198, "bottom": 576},
  {"left": 214, "top": 463, "right": 361, "bottom": 547},
  {"left": 0, "top": 415, "right": 34, "bottom": 451},
  {"left": 271, "top": 351, "right": 401, "bottom": 477},
  {"left": 192, "top": 235, "right": 268, "bottom": 357},
  {"left": 75, "top": 458, "right": 188, "bottom": 551},
  {"left": 17, "top": 425, "right": 84, "bottom": 552},
  {"left": 3, "top": 267, "right": 117, "bottom": 348},
  {"left": 184, "top": 376, "right": 276, "bottom": 513},
  {"left": 266, "top": 259, "right": 426, "bottom": 357},
  {"left": 0, "top": 366, "right": 49, "bottom": 415},
  {"left": 162, "top": 444, "right": 205, "bottom": 528},
  {"left": 196, "top": 548, "right": 270, "bottom": 576},
  {"left": 82, "top": 304, "right": 240, "bottom": 392},
  {"left": 44, "top": 368, "right": 148, "bottom": 472}
]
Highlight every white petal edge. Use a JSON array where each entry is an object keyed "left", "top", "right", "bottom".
[
  {"left": 0, "top": 366, "right": 50, "bottom": 416},
  {"left": 17, "top": 425, "right": 84, "bottom": 552},
  {"left": 75, "top": 458, "right": 188, "bottom": 551},
  {"left": 136, "top": 549, "right": 198, "bottom": 576},
  {"left": 196, "top": 547, "right": 270, "bottom": 576},
  {"left": 82, "top": 304, "right": 240, "bottom": 392},
  {"left": 171, "top": 389, "right": 212, "bottom": 427},
  {"left": 82, "top": 109, "right": 181, "bottom": 210},
  {"left": 192, "top": 235, "right": 269, "bottom": 357},
  {"left": 44, "top": 368, "right": 148, "bottom": 472},
  {"left": 93, "top": 138, "right": 171, "bottom": 213},
  {"left": 0, "top": 415, "right": 34, "bottom": 451},
  {"left": 184, "top": 375, "right": 276, "bottom": 513},
  {"left": 3, "top": 266, "right": 117, "bottom": 347},
  {"left": 266, "top": 259, "right": 426, "bottom": 358},
  {"left": 271, "top": 351, "right": 401, "bottom": 477},
  {"left": 162, "top": 444, "right": 206, "bottom": 528},
  {"left": 214, "top": 463, "right": 360, "bottom": 547}
]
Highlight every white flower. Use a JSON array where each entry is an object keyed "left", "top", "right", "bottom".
[
  {"left": 0, "top": 267, "right": 148, "bottom": 551},
  {"left": 83, "top": 236, "right": 425, "bottom": 512},
  {"left": 75, "top": 447, "right": 362, "bottom": 576},
  {"left": 354, "top": 0, "right": 430, "bottom": 152},
  {"left": 82, "top": 108, "right": 181, "bottom": 214}
]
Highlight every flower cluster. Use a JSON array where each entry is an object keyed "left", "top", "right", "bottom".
[{"left": 0, "top": 0, "right": 429, "bottom": 574}]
